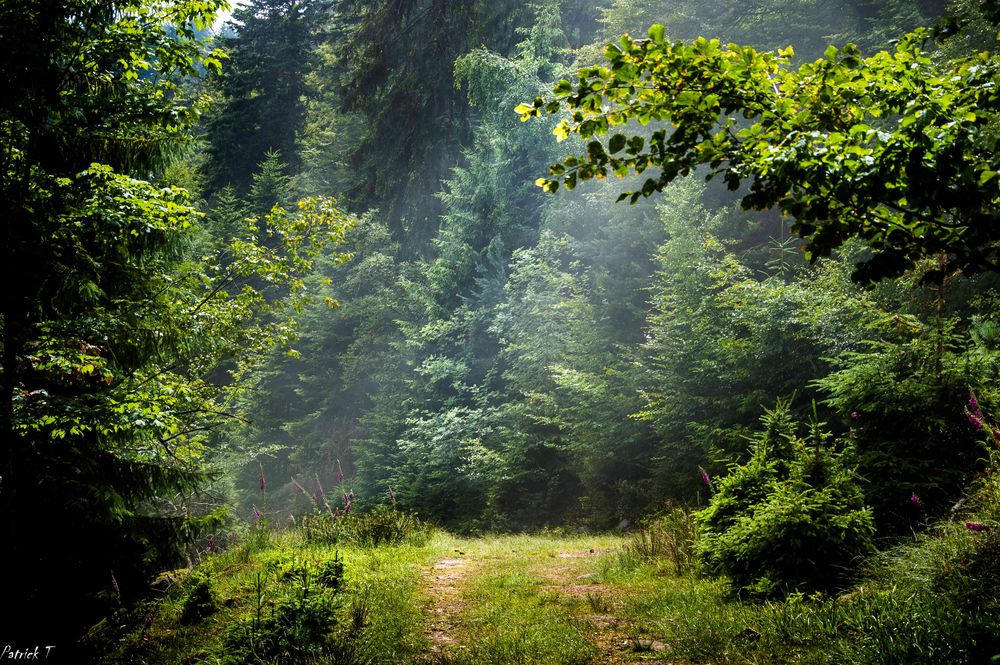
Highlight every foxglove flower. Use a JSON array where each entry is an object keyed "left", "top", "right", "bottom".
[
  {"left": 698, "top": 466, "right": 711, "bottom": 486},
  {"left": 387, "top": 485, "right": 396, "bottom": 503},
  {"left": 850, "top": 411, "right": 859, "bottom": 420},
  {"left": 909, "top": 493, "right": 923, "bottom": 510},
  {"left": 966, "top": 522, "right": 988, "bottom": 532},
  {"left": 336, "top": 459, "right": 345, "bottom": 483}
]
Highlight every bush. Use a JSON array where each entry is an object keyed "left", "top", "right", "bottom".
[
  {"left": 816, "top": 331, "right": 999, "bottom": 532},
  {"left": 301, "top": 504, "right": 431, "bottom": 548},
  {"left": 221, "top": 556, "right": 354, "bottom": 664},
  {"left": 697, "top": 400, "right": 875, "bottom": 596}
]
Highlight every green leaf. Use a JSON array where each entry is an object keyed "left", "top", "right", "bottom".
[{"left": 609, "top": 133, "right": 627, "bottom": 154}]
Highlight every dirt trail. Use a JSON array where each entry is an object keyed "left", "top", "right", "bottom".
[
  {"left": 422, "top": 555, "right": 470, "bottom": 655},
  {"left": 534, "top": 548, "right": 673, "bottom": 664},
  {"left": 419, "top": 543, "right": 678, "bottom": 664}
]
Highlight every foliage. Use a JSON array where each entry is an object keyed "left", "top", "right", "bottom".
[
  {"left": 816, "top": 324, "right": 1000, "bottom": 531},
  {"left": 524, "top": 6, "right": 1000, "bottom": 283},
  {"left": 697, "top": 401, "right": 875, "bottom": 596},
  {"left": 302, "top": 504, "right": 432, "bottom": 548},
  {"left": 0, "top": 0, "right": 354, "bottom": 645},
  {"left": 179, "top": 571, "right": 217, "bottom": 625},
  {"left": 0, "top": 0, "right": 225, "bottom": 642},
  {"left": 626, "top": 504, "right": 701, "bottom": 576},
  {"left": 221, "top": 558, "right": 353, "bottom": 665},
  {"left": 637, "top": 178, "right": 877, "bottom": 496},
  {"left": 206, "top": 0, "right": 320, "bottom": 193},
  {"left": 597, "top": 0, "right": 941, "bottom": 56},
  {"left": 334, "top": 0, "right": 531, "bottom": 238}
]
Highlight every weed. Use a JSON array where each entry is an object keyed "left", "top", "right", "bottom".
[
  {"left": 626, "top": 504, "right": 700, "bottom": 576},
  {"left": 304, "top": 504, "right": 432, "bottom": 548}
]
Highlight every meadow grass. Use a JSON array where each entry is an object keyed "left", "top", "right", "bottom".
[
  {"left": 430, "top": 533, "right": 622, "bottom": 664},
  {"left": 90, "top": 516, "right": 998, "bottom": 664}
]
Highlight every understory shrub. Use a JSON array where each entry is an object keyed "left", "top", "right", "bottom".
[
  {"left": 221, "top": 556, "right": 355, "bottom": 664},
  {"left": 301, "top": 504, "right": 432, "bottom": 547},
  {"left": 697, "top": 400, "right": 875, "bottom": 596},
  {"left": 816, "top": 330, "right": 1000, "bottom": 532},
  {"left": 179, "top": 571, "right": 216, "bottom": 625}
]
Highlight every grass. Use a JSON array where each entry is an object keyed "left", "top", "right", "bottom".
[
  {"left": 88, "top": 499, "right": 1000, "bottom": 664},
  {"left": 90, "top": 528, "right": 442, "bottom": 664},
  {"left": 429, "top": 534, "right": 622, "bottom": 665}
]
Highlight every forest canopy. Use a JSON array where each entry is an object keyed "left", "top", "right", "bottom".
[
  {"left": 524, "top": 4, "right": 1000, "bottom": 282},
  {"left": 3, "top": 0, "right": 1000, "bottom": 659}
]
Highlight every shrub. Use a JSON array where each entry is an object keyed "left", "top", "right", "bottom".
[
  {"left": 627, "top": 504, "right": 700, "bottom": 576},
  {"left": 301, "top": 504, "right": 431, "bottom": 548},
  {"left": 816, "top": 331, "right": 999, "bottom": 532},
  {"left": 697, "top": 400, "right": 875, "bottom": 596},
  {"left": 221, "top": 556, "right": 353, "bottom": 664}
]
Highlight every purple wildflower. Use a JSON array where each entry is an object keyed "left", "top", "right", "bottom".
[
  {"left": 253, "top": 505, "right": 262, "bottom": 522},
  {"left": 850, "top": 411, "right": 859, "bottom": 420},
  {"left": 111, "top": 571, "right": 120, "bottom": 597},
  {"left": 206, "top": 535, "right": 216, "bottom": 553},
  {"left": 336, "top": 459, "right": 345, "bottom": 483},
  {"left": 698, "top": 466, "right": 711, "bottom": 486},
  {"left": 966, "top": 522, "right": 988, "bottom": 532},
  {"left": 387, "top": 485, "right": 396, "bottom": 503},
  {"left": 344, "top": 501, "right": 352, "bottom": 515},
  {"left": 966, "top": 392, "right": 985, "bottom": 429},
  {"left": 258, "top": 467, "right": 267, "bottom": 494},
  {"left": 229, "top": 532, "right": 238, "bottom": 543},
  {"left": 909, "top": 493, "right": 923, "bottom": 510},
  {"left": 144, "top": 613, "right": 155, "bottom": 629}
]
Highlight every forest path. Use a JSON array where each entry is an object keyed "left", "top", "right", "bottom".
[
  {"left": 422, "top": 552, "right": 472, "bottom": 656},
  {"left": 417, "top": 534, "right": 676, "bottom": 664}
]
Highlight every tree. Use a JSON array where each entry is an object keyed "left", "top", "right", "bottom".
[
  {"left": 334, "top": 0, "right": 530, "bottom": 240},
  {"left": 697, "top": 400, "right": 875, "bottom": 596},
  {"left": 206, "top": 0, "right": 319, "bottom": 193},
  {"left": 521, "top": 3, "right": 1000, "bottom": 283},
  {"left": 0, "top": 0, "right": 353, "bottom": 646}
]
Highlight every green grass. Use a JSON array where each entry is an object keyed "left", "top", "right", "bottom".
[
  {"left": 90, "top": 529, "right": 443, "bottom": 664},
  {"left": 429, "top": 534, "right": 622, "bottom": 665},
  {"left": 88, "top": 508, "right": 1000, "bottom": 665}
]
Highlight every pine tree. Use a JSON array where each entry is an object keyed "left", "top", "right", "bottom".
[{"left": 206, "top": 0, "right": 319, "bottom": 193}]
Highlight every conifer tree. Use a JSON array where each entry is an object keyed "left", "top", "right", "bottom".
[{"left": 206, "top": 0, "right": 319, "bottom": 193}]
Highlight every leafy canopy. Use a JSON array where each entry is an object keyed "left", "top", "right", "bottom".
[{"left": 519, "top": 13, "right": 1000, "bottom": 282}]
